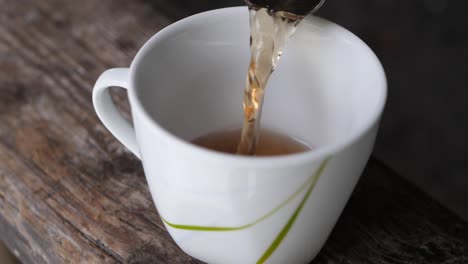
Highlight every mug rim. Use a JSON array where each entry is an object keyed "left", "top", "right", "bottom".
[{"left": 128, "top": 6, "right": 387, "bottom": 167}]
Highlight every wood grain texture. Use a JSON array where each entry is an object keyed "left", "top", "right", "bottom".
[
  {"left": 316, "top": 160, "right": 468, "bottom": 264},
  {"left": 0, "top": 0, "right": 466, "bottom": 263}
]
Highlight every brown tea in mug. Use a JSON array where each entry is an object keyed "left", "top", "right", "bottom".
[
  {"left": 237, "top": 0, "right": 323, "bottom": 155},
  {"left": 193, "top": 1, "right": 322, "bottom": 156},
  {"left": 192, "top": 128, "right": 310, "bottom": 156}
]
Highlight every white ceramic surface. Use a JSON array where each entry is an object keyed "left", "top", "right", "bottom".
[{"left": 92, "top": 7, "right": 386, "bottom": 264}]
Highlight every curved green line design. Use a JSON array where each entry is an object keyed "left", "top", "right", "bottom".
[
  {"left": 161, "top": 157, "right": 330, "bottom": 264},
  {"left": 161, "top": 158, "right": 329, "bottom": 232},
  {"left": 256, "top": 158, "right": 329, "bottom": 263}
]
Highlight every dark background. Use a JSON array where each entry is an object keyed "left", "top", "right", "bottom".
[{"left": 147, "top": 0, "right": 468, "bottom": 219}]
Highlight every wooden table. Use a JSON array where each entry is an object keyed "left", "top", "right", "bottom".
[{"left": 0, "top": 0, "right": 467, "bottom": 263}]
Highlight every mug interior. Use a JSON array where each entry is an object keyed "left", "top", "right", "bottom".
[{"left": 132, "top": 7, "right": 386, "bottom": 152}]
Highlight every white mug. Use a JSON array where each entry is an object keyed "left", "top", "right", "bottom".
[{"left": 92, "top": 7, "right": 386, "bottom": 264}]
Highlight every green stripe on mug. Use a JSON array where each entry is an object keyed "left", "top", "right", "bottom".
[
  {"left": 161, "top": 158, "right": 329, "bottom": 232},
  {"left": 257, "top": 158, "right": 329, "bottom": 263},
  {"left": 161, "top": 158, "right": 330, "bottom": 263}
]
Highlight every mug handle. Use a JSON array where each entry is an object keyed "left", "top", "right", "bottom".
[{"left": 92, "top": 68, "right": 140, "bottom": 158}]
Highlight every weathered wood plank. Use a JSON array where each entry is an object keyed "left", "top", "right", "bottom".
[
  {"left": 316, "top": 160, "right": 468, "bottom": 264},
  {"left": 140, "top": 0, "right": 244, "bottom": 20},
  {"left": 0, "top": 0, "right": 198, "bottom": 263},
  {"left": 0, "top": 0, "right": 467, "bottom": 263}
]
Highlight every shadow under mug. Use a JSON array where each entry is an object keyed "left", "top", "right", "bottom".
[{"left": 92, "top": 7, "right": 386, "bottom": 264}]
